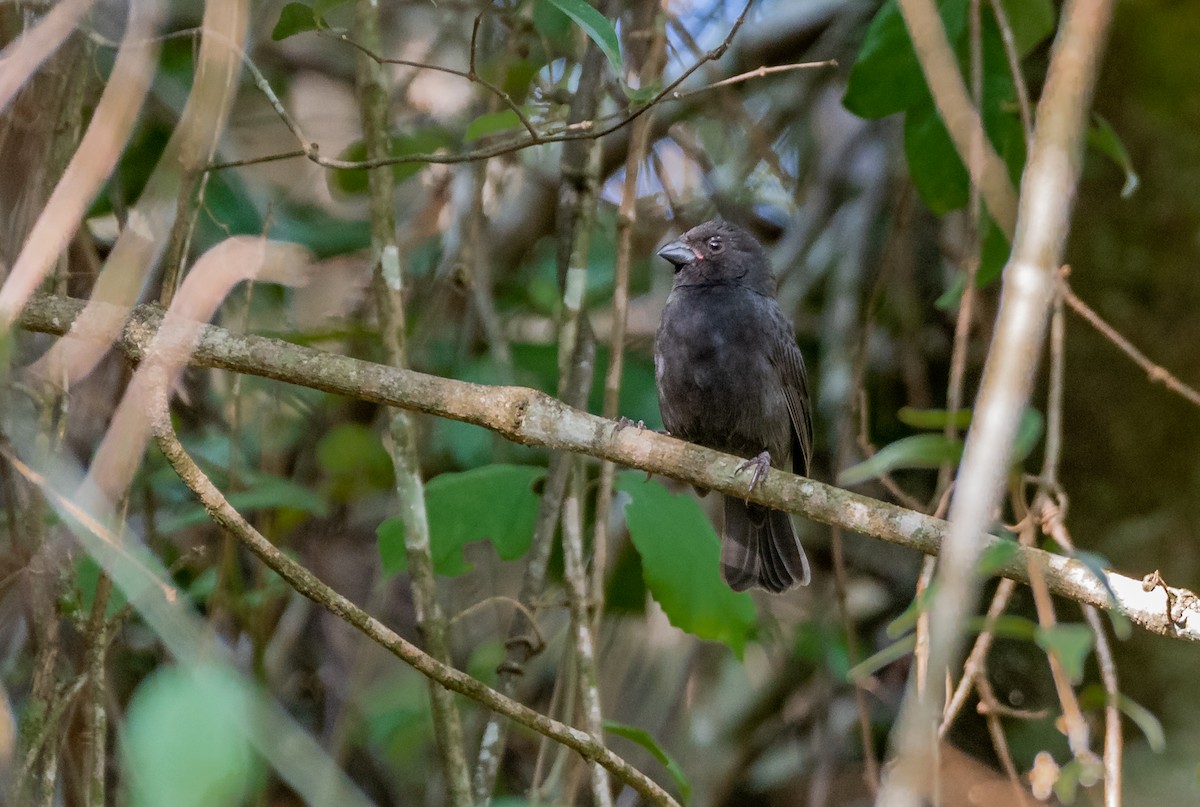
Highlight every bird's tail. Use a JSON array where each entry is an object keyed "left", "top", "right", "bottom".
[{"left": 721, "top": 497, "right": 811, "bottom": 593}]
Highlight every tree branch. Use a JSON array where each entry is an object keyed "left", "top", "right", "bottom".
[
  {"left": 147, "top": 391, "right": 681, "bottom": 807},
  {"left": 16, "top": 292, "right": 1199, "bottom": 646}
]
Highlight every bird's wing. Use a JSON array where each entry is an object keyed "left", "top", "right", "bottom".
[{"left": 770, "top": 318, "right": 813, "bottom": 477}]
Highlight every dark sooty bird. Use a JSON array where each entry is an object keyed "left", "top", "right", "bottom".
[{"left": 653, "top": 219, "right": 813, "bottom": 593}]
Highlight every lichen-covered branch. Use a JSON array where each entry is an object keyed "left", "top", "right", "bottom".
[{"left": 17, "top": 293, "right": 1199, "bottom": 645}]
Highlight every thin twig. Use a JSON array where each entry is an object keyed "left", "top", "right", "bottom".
[
  {"left": 1061, "top": 272, "right": 1200, "bottom": 408},
  {"left": 988, "top": 0, "right": 1034, "bottom": 139},
  {"left": 1085, "top": 605, "right": 1122, "bottom": 807},
  {"left": 668, "top": 59, "right": 837, "bottom": 99},
  {"left": 325, "top": 29, "right": 540, "bottom": 141},
  {"left": 591, "top": 18, "right": 665, "bottom": 630},
  {"left": 210, "top": 0, "right": 765, "bottom": 173}
]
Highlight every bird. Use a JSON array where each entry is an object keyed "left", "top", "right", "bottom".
[{"left": 653, "top": 218, "right": 813, "bottom": 593}]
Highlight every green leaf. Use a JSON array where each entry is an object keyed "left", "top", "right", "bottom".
[
  {"left": 616, "top": 473, "right": 756, "bottom": 657},
  {"left": 885, "top": 583, "right": 936, "bottom": 639},
  {"left": 838, "top": 434, "right": 963, "bottom": 486},
  {"left": 1034, "top": 624, "right": 1094, "bottom": 684},
  {"left": 843, "top": 0, "right": 970, "bottom": 118},
  {"left": 123, "top": 665, "right": 261, "bottom": 807},
  {"left": 465, "top": 109, "right": 523, "bottom": 142},
  {"left": 73, "top": 556, "right": 128, "bottom": 618},
  {"left": 1117, "top": 693, "right": 1165, "bottom": 752},
  {"left": 995, "top": 0, "right": 1055, "bottom": 56},
  {"left": 1012, "top": 407, "right": 1044, "bottom": 464},
  {"left": 313, "top": 0, "right": 352, "bottom": 22},
  {"left": 316, "top": 423, "right": 394, "bottom": 500},
  {"left": 604, "top": 721, "right": 691, "bottom": 804},
  {"left": 848, "top": 634, "right": 917, "bottom": 682},
  {"left": 269, "top": 203, "right": 371, "bottom": 259},
  {"left": 978, "top": 210, "right": 1013, "bottom": 285},
  {"left": 537, "top": 0, "right": 622, "bottom": 75},
  {"left": 622, "top": 83, "right": 660, "bottom": 104},
  {"left": 603, "top": 539, "right": 648, "bottom": 614},
  {"left": 328, "top": 130, "right": 450, "bottom": 196},
  {"left": 379, "top": 465, "right": 546, "bottom": 577},
  {"left": 897, "top": 406, "right": 973, "bottom": 430},
  {"left": 976, "top": 538, "right": 1021, "bottom": 577},
  {"left": 904, "top": 101, "right": 970, "bottom": 214},
  {"left": 1088, "top": 114, "right": 1140, "bottom": 198},
  {"left": 969, "top": 613, "right": 1038, "bottom": 640},
  {"left": 158, "top": 476, "right": 328, "bottom": 534},
  {"left": 532, "top": 0, "right": 575, "bottom": 55},
  {"left": 272, "top": 2, "right": 318, "bottom": 41}
]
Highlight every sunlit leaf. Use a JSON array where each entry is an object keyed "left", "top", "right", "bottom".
[
  {"left": 616, "top": 473, "right": 756, "bottom": 657},
  {"left": 622, "top": 83, "right": 660, "bottom": 104},
  {"left": 537, "top": 0, "right": 623, "bottom": 75},
  {"left": 379, "top": 465, "right": 545, "bottom": 577},
  {"left": 604, "top": 721, "right": 692, "bottom": 804},
  {"left": 1118, "top": 693, "right": 1165, "bottom": 752},
  {"left": 838, "top": 434, "right": 963, "bottom": 486}
]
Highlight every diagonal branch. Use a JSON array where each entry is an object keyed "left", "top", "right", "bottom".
[{"left": 147, "top": 394, "right": 681, "bottom": 807}]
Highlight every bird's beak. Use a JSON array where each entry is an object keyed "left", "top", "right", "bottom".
[{"left": 656, "top": 239, "right": 696, "bottom": 268}]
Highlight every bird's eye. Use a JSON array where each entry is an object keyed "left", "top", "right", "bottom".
[{"left": 706, "top": 236, "right": 723, "bottom": 252}]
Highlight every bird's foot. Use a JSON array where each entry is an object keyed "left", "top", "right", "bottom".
[
  {"left": 614, "top": 416, "right": 646, "bottom": 432},
  {"left": 736, "top": 451, "right": 772, "bottom": 497}
]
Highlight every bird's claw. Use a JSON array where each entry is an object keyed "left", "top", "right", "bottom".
[
  {"left": 736, "top": 450, "right": 772, "bottom": 496},
  {"left": 614, "top": 416, "right": 646, "bottom": 433}
]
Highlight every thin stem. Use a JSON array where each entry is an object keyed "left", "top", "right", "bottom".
[
  {"left": 352, "top": 0, "right": 472, "bottom": 802},
  {"left": 210, "top": 0, "right": 763, "bottom": 173},
  {"left": 1061, "top": 273, "right": 1200, "bottom": 408}
]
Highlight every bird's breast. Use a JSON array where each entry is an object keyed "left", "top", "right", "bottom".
[{"left": 654, "top": 287, "right": 792, "bottom": 457}]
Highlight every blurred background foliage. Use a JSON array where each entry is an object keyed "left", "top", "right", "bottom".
[{"left": 1, "top": 0, "right": 1198, "bottom": 805}]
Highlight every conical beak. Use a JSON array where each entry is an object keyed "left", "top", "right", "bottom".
[{"left": 656, "top": 239, "right": 696, "bottom": 268}]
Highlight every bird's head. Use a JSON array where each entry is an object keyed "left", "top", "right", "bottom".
[{"left": 656, "top": 218, "right": 773, "bottom": 293}]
